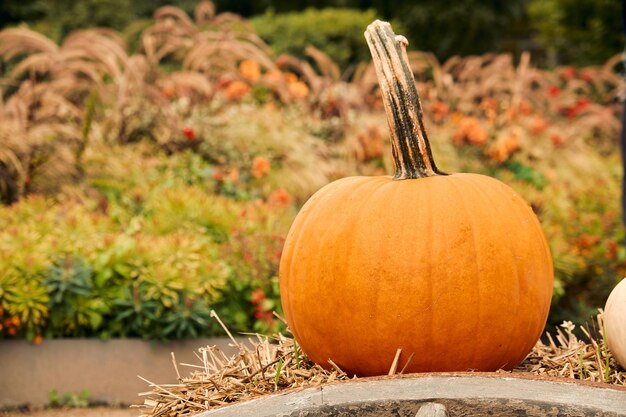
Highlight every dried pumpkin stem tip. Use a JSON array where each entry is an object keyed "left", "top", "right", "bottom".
[{"left": 364, "top": 20, "right": 445, "bottom": 180}]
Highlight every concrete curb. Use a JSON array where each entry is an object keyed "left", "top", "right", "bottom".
[
  {"left": 198, "top": 374, "right": 626, "bottom": 416},
  {"left": 0, "top": 338, "right": 239, "bottom": 408}
]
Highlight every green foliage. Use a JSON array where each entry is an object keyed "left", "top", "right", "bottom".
[
  {"left": 541, "top": 172, "right": 626, "bottom": 327},
  {"left": 48, "top": 389, "right": 91, "bottom": 408},
  {"left": 528, "top": 0, "right": 623, "bottom": 66},
  {"left": 251, "top": 8, "right": 379, "bottom": 70},
  {"left": 502, "top": 161, "right": 549, "bottom": 190},
  {"left": 44, "top": 256, "right": 107, "bottom": 337},
  {"left": 397, "top": 1, "right": 527, "bottom": 60},
  {"left": 0, "top": 144, "right": 290, "bottom": 341},
  {"left": 30, "top": 0, "right": 135, "bottom": 41},
  {"left": 132, "top": 0, "right": 198, "bottom": 19},
  {"left": 0, "top": 0, "right": 46, "bottom": 28}
]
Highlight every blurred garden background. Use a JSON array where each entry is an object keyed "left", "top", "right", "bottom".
[{"left": 0, "top": 0, "right": 625, "bottom": 343}]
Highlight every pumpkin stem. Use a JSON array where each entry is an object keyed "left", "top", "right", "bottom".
[{"left": 365, "top": 20, "right": 445, "bottom": 179}]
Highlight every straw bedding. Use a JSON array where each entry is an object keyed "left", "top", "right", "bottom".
[{"left": 135, "top": 311, "right": 625, "bottom": 417}]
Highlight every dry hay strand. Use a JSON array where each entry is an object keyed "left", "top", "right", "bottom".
[
  {"left": 136, "top": 310, "right": 625, "bottom": 417},
  {"left": 517, "top": 310, "right": 625, "bottom": 386},
  {"left": 135, "top": 311, "right": 350, "bottom": 417}
]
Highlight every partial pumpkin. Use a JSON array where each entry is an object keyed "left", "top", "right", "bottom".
[
  {"left": 604, "top": 278, "right": 626, "bottom": 369},
  {"left": 279, "top": 20, "right": 554, "bottom": 377}
]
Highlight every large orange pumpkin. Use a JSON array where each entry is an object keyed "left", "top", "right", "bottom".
[{"left": 279, "top": 20, "right": 553, "bottom": 377}]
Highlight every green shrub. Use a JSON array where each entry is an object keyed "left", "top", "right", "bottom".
[
  {"left": 30, "top": 0, "right": 135, "bottom": 41},
  {"left": 251, "top": 8, "right": 378, "bottom": 70},
  {"left": 0, "top": 156, "right": 293, "bottom": 340},
  {"left": 48, "top": 389, "right": 91, "bottom": 408},
  {"left": 528, "top": 0, "right": 623, "bottom": 66},
  {"left": 397, "top": 1, "right": 526, "bottom": 60}
]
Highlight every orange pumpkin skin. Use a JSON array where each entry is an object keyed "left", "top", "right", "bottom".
[
  {"left": 279, "top": 173, "right": 553, "bottom": 376},
  {"left": 279, "top": 21, "right": 554, "bottom": 377}
]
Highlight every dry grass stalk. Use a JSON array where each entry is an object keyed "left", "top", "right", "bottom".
[
  {"left": 135, "top": 311, "right": 350, "bottom": 417},
  {"left": 137, "top": 311, "right": 624, "bottom": 417},
  {"left": 517, "top": 310, "right": 625, "bottom": 386}
]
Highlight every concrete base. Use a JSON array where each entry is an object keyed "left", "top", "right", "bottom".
[
  {"left": 198, "top": 374, "right": 626, "bottom": 417},
  {"left": 0, "top": 338, "right": 238, "bottom": 409}
]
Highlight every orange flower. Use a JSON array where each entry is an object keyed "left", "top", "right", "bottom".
[
  {"left": 212, "top": 169, "right": 225, "bottom": 182},
  {"left": 284, "top": 72, "right": 298, "bottom": 84},
  {"left": 262, "top": 70, "right": 284, "bottom": 84},
  {"left": 529, "top": 117, "right": 548, "bottom": 136},
  {"left": 486, "top": 133, "right": 519, "bottom": 163},
  {"left": 33, "top": 334, "right": 43, "bottom": 345},
  {"left": 480, "top": 98, "right": 497, "bottom": 112},
  {"left": 251, "top": 156, "right": 271, "bottom": 178},
  {"left": 579, "top": 69, "right": 593, "bottom": 83},
  {"left": 550, "top": 132, "right": 565, "bottom": 146},
  {"left": 227, "top": 168, "right": 240, "bottom": 183},
  {"left": 288, "top": 81, "right": 309, "bottom": 99},
  {"left": 453, "top": 117, "right": 488, "bottom": 146},
  {"left": 251, "top": 289, "right": 266, "bottom": 305},
  {"left": 450, "top": 111, "right": 464, "bottom": 125},
  {"left": 504, "top": 107, "right": 519, "bottom": 122},
  {"left": 216, "top": 75, "right": 233, "bottom": 90},
  {"left": 239, "top": 59, "right": 261, "bottom": 83},
  {"left": 269, "top": 188, "right": 293, "bottom": 206},
  {"left": 162, "top": 84, "right": 175, "bottom": 98},
  {"left": 560, "top": 66, "right": 576, "bottom": 81},
  {"left": 607, "top": 240, "right": 619, "bottom": 260},
  {"left": 224, "top": 81, "right": 250, "bottom": 101},
  {"left": 431, "top": 101, "right": 449, "bottom": 122},
  {"left": 487, "top": 146, "right": 507, "bottom": 163},
  {"left": 480, "top": 98, "right": 498, "bottom": 123},
  {"left": 502, "top": 134, "right": 520, "bottom": 153},
  {"left": 518, "top": 100, "right": 533, "bottom": 115},
  {"left": 264, "top": 101, "right": 278, "bottom": 112},
  {"left": 575, "top": 234, "right": 600, "bottom": 250}
]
